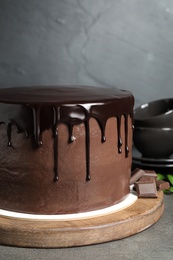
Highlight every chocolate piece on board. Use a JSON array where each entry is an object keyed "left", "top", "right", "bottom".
[
  {"left": 156, "top": 180, "right": 170, "bottom": 191},
  {"left": 130, "top": 168, "right": 145, "bottom": 185},
  {"left": 135, "top": 181, "right": 158, "bottom": 198},
  {"left": 143, "top": 170, "right": 157, "bottom": 179},
  {"left": 139, "top": 176, "right": 156, "bottom": 182}
]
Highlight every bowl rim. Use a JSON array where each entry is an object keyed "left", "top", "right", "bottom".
[
  {"left": 134, "top": 98, "right": 173, "bottom": 121},
  {"left": 134, "top": 126, "right": 173, "bottom": 131}
]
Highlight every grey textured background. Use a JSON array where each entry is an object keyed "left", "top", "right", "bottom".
[{"left": 0, "top": 0, "right": 173, "bottom": 107}]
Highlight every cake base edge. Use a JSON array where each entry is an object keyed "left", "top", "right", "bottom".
[{"left": 0, "top": 191, "right": 164, "bottom": 248}]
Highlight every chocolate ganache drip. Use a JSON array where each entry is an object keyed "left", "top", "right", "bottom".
[{"left": 0, "top": 86, "right": 134, "bottom": 182}]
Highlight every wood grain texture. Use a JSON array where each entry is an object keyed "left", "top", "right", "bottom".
[{"left": 0, "top": 191, "right": 164, "bottom": 248}]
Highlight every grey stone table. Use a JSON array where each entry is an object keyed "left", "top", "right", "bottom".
[{"left": 0, "top": 194, "right": 172, "bottom": 260}]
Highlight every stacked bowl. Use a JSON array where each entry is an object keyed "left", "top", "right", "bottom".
[{"left": 133, "top": 98, "right": 173, "bottom": 159}]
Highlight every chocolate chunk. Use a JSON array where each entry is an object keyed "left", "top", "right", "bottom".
[
  {"left": 135, "top": 181, "right": 158, "bottom": 198},
  {"left": 143, "top": 170, "right": 157, "bottom": 179},
  {"left": 139, "top": 176, "right": 156, "bottom": 182},
  {"left": 130, "top": 168, "right": 145, "bottom": 185},
  {"left": 156, "top": 180, "right": 170, "bottom": 191}
]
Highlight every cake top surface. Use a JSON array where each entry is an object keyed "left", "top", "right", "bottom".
[{"left": 0, "top": 86, "right": 133, "bottom": 105}]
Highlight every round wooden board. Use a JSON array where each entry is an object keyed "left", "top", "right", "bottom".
[{"left": 0, "top": 191, "right": 164, "bottom": 248}]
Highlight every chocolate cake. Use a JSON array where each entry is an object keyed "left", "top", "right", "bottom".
[{"left": 0, "top": 86, "right": 134, "bottom": 214}]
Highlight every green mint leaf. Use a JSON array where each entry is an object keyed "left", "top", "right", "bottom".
[
  {"left": 169, "top": 186, "right": 173, "bottom": 192},
  {"left": 157, "top": 173, "right": 165, "bottom": 181},
  {"left": 167, "top": 175, "right": 173, "bottom": 185}
]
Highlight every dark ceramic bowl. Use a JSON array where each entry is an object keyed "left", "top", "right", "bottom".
[
  {"left": 134, "top": 98, "right": 173, "bottom": 128},
  {"left": 133, "top": 126, "right": 173, "bottom": 158}
]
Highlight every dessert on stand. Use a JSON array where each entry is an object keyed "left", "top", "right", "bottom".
[{"left": 0, "top": 87, "right": 165, "bottom": 247}]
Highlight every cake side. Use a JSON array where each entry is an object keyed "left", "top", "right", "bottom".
[{"left": 0, "top": 86, "right": 134, "bottom": 214}]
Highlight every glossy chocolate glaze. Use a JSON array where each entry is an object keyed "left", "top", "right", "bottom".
[{"left": 0, "top": 86, "right": 134, "bottom": 214}]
